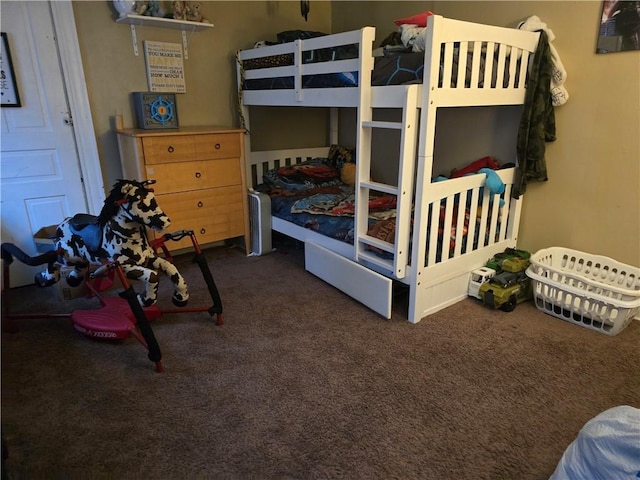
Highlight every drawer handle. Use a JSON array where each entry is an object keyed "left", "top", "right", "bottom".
[
  {"left": 197, "top": 201, "right": 203, "bottom": 208},
  {"left": 167, "top": 146, "right": 175, "bottom": 153},
  {"left": 195, "top": 172, "right": 201, "bottom": 178},
  {"left": 200, "top": 228, "right": 206, "bottom": 235},
  {"left": 215, "top": 143, "right": 221, "bottom": 150}
]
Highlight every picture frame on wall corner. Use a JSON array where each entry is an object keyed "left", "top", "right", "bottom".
[
  {"left": 597, "top": 0, "right": 640, "bottom": 53},
  {"left": 1, "top": 32, "right": 21, "bottom": 107}
]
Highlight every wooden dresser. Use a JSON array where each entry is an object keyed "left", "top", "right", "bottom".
[{"left": 116, "top": 125, "right": 249, "bottom": 252}]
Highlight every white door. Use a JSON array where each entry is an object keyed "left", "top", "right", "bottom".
[{"left": 1, "top": 1, "right": 89, "bottom": 287}]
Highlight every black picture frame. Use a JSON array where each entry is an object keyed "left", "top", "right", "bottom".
[{"left": 1, "top": 32, "right": 21, "bottom": 107}]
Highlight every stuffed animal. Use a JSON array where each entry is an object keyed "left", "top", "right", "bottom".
[
  {"left": 144, "top": 0, "right": 163, "bottom": 17},
  {"left": 134, "top": 0, "right": 149, "bottom": 15},
  {"left": 340, "top": 162, "right": 357, "bottom": 186},
  {"left": 185, "top": 1, "right": 209, "bottom": 23},
  {"left": 172, "top": 1, "right": 186, "bottom": 20}
]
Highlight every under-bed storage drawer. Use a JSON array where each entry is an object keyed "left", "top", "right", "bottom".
[{"left": 305, "top": 241, "right": 393, "bottom": 319}]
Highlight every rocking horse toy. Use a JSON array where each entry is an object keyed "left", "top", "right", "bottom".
[{"left": 1, "top": 179, "right": 223, "bottom": 372}]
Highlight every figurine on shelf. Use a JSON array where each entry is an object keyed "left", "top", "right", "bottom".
[{"left": 185, "top": 1, "right": 210, "bottom": 23}]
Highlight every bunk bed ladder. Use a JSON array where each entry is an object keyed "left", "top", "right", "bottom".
[{"left": 355, "top": 84, "right": 419, "bottom": 279}]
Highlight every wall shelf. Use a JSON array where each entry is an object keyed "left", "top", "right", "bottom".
[
  {"left": 115, "top": 14, "right": 213, "bottom": 57},
  {"left": 116, "top": 13, "right": 213, "bottom": 31}
]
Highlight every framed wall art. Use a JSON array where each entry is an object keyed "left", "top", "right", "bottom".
[
  {"left": 143, "top": 41, "right": 186, "bottom": 93},
  {"left": 132, "top": 92, "right": 179, "bottom": 129},
  {"left": 597, "top": 1, "right": 640, "bottom": 53},
  {"left": 1, "top": 32, "right": 21, "bottom": 107}
]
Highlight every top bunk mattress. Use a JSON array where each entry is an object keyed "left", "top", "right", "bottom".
[
  {"left": 241, "top": 47, "right": 509, "bottom": 90},
  {"left": 236, "top": 16, "right": 541, "bottom": 108}
]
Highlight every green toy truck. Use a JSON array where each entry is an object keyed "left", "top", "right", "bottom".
[
  {"left": 479, "top": 270, "right": 532, "bottom": 312},
  {"left": 485, "top": 247, "right": 531, "bottom": 272},
  {"left": 469, "top": 247, "right": 533, "bottom": 312}
]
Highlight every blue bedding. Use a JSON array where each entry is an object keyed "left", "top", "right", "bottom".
[
  {"left": 270, "top": 189, "right": 359, "bottom": 243},
  {"left": 255, "top": 158, "right": 396, "bottom": 245},
  {"left": 243, "top": 71, "right": 359, "bottom": 90}
]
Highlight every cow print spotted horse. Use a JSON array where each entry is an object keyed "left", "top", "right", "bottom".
[
  {"left": 9, "top": 179, "right": 189, "bottom": 308},
  {"left": 2, "top": 179, "right": 225, "bottom": 372}
]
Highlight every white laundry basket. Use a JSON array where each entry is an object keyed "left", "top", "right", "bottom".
[{"left": 526, "top": 247, "right": 640, "bottom": 335}]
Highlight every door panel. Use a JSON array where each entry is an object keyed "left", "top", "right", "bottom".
[{"left": 1, "top": 2, "right": 87, "bottom": 287}]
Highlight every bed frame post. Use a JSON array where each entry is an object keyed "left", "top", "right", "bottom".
[
  {"left": 353, "top": 27, "right": 376, "bottom": 263},
  {"left": 330, "top": 107, "right": 339, "bottom": 145},
  {"left": 236, "top": 50, "right": 252, "bottom": 189},
  {"left": 406, "top": 15, "right": 444, "bottom": 322}
]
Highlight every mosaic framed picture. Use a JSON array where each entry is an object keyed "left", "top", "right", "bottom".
[{"left": 132, "top": 92, "right": 179, "bottom": 130}]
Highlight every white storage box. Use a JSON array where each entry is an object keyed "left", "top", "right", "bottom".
[{"left": 526, "top": 247, "right": 640, "bottom": 335}]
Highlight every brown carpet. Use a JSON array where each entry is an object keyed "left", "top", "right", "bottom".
[{"left": 2, "top": 243, "right": 639, "bottom": 479}]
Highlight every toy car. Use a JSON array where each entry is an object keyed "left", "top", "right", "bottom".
[
  {"left": 479, "top": 270, "right": 532, "bottom": 312},
  {"left": 486, "top": 247, "right": 531, "bottom": 272},
  {"left": 468, "top": 266, "right": 496, "bottom": 299}
]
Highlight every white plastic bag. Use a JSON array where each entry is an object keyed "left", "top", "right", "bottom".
[{"left": 550, "top": 405, "right": 640, "bottom": 480}]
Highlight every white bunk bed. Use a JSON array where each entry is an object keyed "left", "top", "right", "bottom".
[{"left": 236, "top": 15, "right": 541, "bottom": 323}]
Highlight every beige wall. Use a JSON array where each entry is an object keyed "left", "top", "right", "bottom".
[
  {"left": 73, "top": 1, "right": 639, "bottom": 266},
  {"left": 333, "top": 1, "right": 640, "bottom": 266},
  {"left": 72, "top": 0, "right": 332, "bottom": 189}
]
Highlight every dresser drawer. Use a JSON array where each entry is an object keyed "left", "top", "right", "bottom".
[
  {"left": 142, "top": 133, "right": 240, "bottom": 165},
  {"left": 157, "top": 186, "right": 245, "bottom": 249},
  {"left": 146, "top": 158, "right": 241, "bottom": 194},
  {"left": 194, "top": 134, "right": 241, "bottom": 161}
]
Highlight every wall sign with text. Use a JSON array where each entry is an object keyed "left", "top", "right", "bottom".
[{"left": 144, "top": 41, "right": 186, "bottom": 93}]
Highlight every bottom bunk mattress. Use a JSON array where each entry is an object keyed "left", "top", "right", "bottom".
[
  {"left": 269, "top": 185, "right": 396, "bottom": 243},
  {"left": 254, "top": 153, "right": 509, "bottom": 264},
  {"left": 256, "top": 157, "right": 395, "bottom": 244}
]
